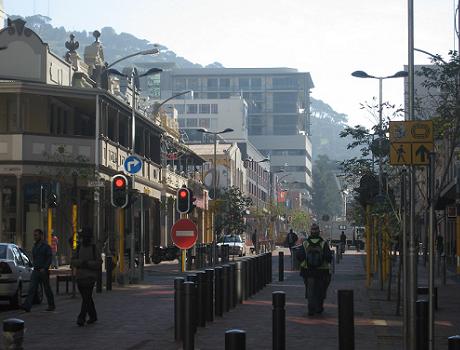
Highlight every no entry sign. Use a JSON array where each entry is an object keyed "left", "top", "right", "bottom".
[{"left": 171, "top": 219, "right": 198, "bottom": 250}]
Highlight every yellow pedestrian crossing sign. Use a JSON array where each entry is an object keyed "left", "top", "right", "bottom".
[
  {"left": 390, "top": 143, "right": 411, "bottom": 165},
  {"left": 412, "top": 143, "right": 433, "bottom": 165}
]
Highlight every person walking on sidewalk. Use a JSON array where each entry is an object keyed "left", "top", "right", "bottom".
[
  {"left": 297, "top": 223, "right": 332, "bottom": 316},
  {"left": 21, "top": 229, "right": 55, "bottom": 312},
  {"left": 285, "top": 229, "right": 298, "bottom": 269},
  {"left": 71, "top": 227, "right": 102, "bottom": 327},
  {"left": 340, "top": 231, "right": 347, "bottom": 254},
  {"left": 251, "top": 229, "right": 258, "bottom": 254}
]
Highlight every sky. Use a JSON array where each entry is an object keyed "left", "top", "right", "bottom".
[{"left": 3, "top": 0, "right": 457, "bottom": 128}]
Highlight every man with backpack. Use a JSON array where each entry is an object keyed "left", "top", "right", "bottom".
[{"left": 296, "top": 223, "right": 332, "bottom": 316}]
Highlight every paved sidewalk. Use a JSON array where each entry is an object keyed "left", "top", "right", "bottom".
[{"left": 193, "top": 249, "right": 391, "bottom": 350}]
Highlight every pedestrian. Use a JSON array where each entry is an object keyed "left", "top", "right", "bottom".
[
  {"left": 51, "top": 232, "right": 59, "bottom": 269},
  {"left": 251, "top": 229, "right": 258, "bottom": 254},
  {"left": 285, "top": 229, "right": 299, "bottom": 269},
  {"left": 340, "top": 231, "right": 347, "bottom": 253},
  {"left": 71, "top": 227, "right": 102, "bottom": 327},
  {"left": 296, "top": 223, "right": 332, "bottom": 316},
  {"left": 21, "top": 228, "right": 56, "bottom": 312}
]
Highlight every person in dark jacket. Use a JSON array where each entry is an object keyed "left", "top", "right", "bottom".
[
  {"left": 286, "top": 229, "right": 299, "bottom": 270},
  {"left": 340, "top": 231, "right": 347, "bottom": 253},
  {"left": 21, "top": 228, "right": 55, "bottom": 312},
  {"left": 296, "top": 223, "right": 332, "bottom": 316},
  {"left": 71, "top": 227, "right": 102, "bottom": 326}
]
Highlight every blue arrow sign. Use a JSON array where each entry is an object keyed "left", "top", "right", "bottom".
[{"left": 124, "top": 155, "right": 143, "bottom": 174}]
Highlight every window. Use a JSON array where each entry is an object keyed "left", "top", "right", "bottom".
[
  {"left": 211, "top": 104, "right": 218, "bottom": 114},
  {"left": 174, "top": 78, "right": 186, "bottom": 90},
  {"left": 187, "top": 78, "right": 199, "bottom": 90},
  {"left": 19, "top": 249, "right": 31, "bottom": 267},
  {"left": 207, "top": 78, "right": 218, "bottom": 90},
  {"left": 251, "top": 78, "right": 262, "bottom": 89},
  {"left": 186, "top": 118, "right": 198, "bottom": 127},
  {"left": 220, "top": 78, "right": 230, "bottom": 89},
  {"left": 12, "top": 247, "right": 24, "bottom": 266},
  {"left": 272, "top": 77, "right": 299, "bottom": 89},
  {"left": 273, "top": 92, "right": 298, "bottom": 113},
  {"left": 199, "top": 104, "right": 210, "bottom": 114},
  {"left": 186, "top": 104, "right": 197, "bottom": 114},
  {"left": 239, "top": 78, "right": 250, "bottom": 89},
  {"left": 178, "top": 119, "right": 185, "bottom": 127},
  {"left": 220, "top": 93, "right": 231, "bottom": 99},
  {"left": 273, "top": 115, "right": 298, "bottom": 135},
  {"left": 207, "top": 93, "right": 218, "bottom": 99},
  {"left": 199, "top": 118, "right": 210, "bottom": 128}
]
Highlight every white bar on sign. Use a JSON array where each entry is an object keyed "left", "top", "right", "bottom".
[{"left": 176, "top": 230, "right": 194, "bottom": 237}]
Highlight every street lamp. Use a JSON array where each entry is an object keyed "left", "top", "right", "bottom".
[
  {"left": 106, "top": 48, "right": 160, "bottom": 69},
  {"left": 196, "top": 127, "right": 234, "bottom": 265},
  {"left": 351, "top": 69, "right": 408, "bottom": 291},
  {"left": 106, "top": 66, "right": 162, "bottom": 281},
  {"left": 153, "top": 90, "right": 192, "bottom": 118}
]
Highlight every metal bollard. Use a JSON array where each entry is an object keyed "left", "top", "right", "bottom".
[
  {"left": 3, "top": 318, "right": 24, "bottom": 350},
  {"left": 448, "top": 335, "right": 460, "bottom": 350},
  {"left": 222, "top": 264, "right": 230, "bottom": 312},
  {"left": 229, "top": 263, "right": 236, "bottom": 308},
  {"left": 278, "top": 252, "right": 284, "bottom": 282},
  {"left": 196, "top": 271, "right": 206, "bottom": 327},
  {"left": 332, "top": 250, "right": 336, "bottom": 274},
  {"left": 183, "top": 282, "right": 195, "bottom": 350},
  {"left": 215, "top": 266, "right": 223, "bottom": 317},
  {"left": 243, "top": 259, "right": 249, "bottom": 300},
  {"left": 186, "top": 274, "right": 198, "bottom": 334},
  {"left": 236, "top": 261, "right": 244, "bottom": 304},
  {"left": 174, "top": 277, "right": 185, "bottom": 341},
  {"left": 442, "top": 254, "right": 446, "bottom": 286},
  {"left": 338, "top": 290, "right": 355, "bottom": 350},
  {"left": 225, "top": 329, "right": 246, "bottom": 350},
  {"left": 272, "top": 291, "right": 286, "bottom": 350},
  {"left": 416, "top": 300, "right": 429, "bottom": 350},
  {"left": 269, "top": 252, "right": 273, "bottom": 283},
  {"left": 249, "top": 257, "right": 255, "bottom": 296},
  {"left": 106, "top": 256, "right": 113, "bottom": 291},
  {"left": 205, "top": 269, "right": 214, "bottom": 322}
]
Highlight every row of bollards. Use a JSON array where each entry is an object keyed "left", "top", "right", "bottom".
[
  {"left": 225, "top": 290, "right": 286, "bottom": 350},
  {"left": 174, "top": 252, "right": 273, "bottom": 350}
]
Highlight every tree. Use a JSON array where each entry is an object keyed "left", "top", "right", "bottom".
[
  {"left": 312, "top": 154, "right": 342, "bottom": 218},
  {"left": 215, "top": 186, "right": 252, "bottom": 237},
  {"left": 290, "top": 210, "right": 311, "bottom": 233}
]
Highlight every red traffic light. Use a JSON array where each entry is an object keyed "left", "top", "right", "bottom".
[
  {"left": 114, "top": 177, "right": 126, "bottom": 188},
  {"left": 179, "top": 189, "right": 187, "bottom": 199}
]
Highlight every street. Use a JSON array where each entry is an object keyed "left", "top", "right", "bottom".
[{"left": 1, "top": 248, "right": 459, "bottom": 349}]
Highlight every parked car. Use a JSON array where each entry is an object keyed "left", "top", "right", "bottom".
[
  {"left": 0, "top": 243, "right": 43, "bottom": 307},
  {"left": 217, "top": 235, "right": 246, "bottom": 257}
]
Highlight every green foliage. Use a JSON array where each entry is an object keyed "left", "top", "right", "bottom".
[
  {"left": 290, "top": 210, "right": 311, "bottom": 233},
  {"left": 215, "top": 186, "right": 252, "bottom": 237},
  {"left": 312, "top": 155, "right": 342, "bottom": 218}
]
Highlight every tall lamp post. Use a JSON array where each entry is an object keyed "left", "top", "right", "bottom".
[
  {"left": 351, "top": 70, "right": 408, "bottom": 290},
  {"left": 196, "top": 128, "right": 234, "bottom": 265},
  {"left": 106, "top": 67, "right": 163, "bottom": 282}
]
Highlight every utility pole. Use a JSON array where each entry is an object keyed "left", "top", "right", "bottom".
[{"left": 407, "top": 0, "right": 417, "bottom": 348}]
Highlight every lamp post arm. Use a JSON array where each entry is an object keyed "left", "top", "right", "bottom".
[
  {"left": 153, "top": 90, "right": 192, "bottom": 115},
  {"left": 107, "top": 50, "right": 157, "bottom": 69}
]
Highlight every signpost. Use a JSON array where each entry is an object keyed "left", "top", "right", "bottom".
[
  {"left": 171, "top": 219, "right": 198, "bottom": 272},
  {"left": 389, "top": 120, "right": 433, "bottom": 166},
  {"left": 124, "top": 155, "right": 143, "bottom": 174}
]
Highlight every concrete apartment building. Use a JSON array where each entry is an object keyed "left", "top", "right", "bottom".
[{"left": 160, "top": 68, "right": 315, "bottom": 207}]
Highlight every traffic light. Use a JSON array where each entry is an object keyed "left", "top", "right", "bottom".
[
  {"left": 176, "top": 186, "right": 190, "bottom": 214},
  {"left": 47, "top": 192, "right": 58, "bottom": 208},
  {"left": 111, "top": 174, "right": 129, "bottom": 208}
]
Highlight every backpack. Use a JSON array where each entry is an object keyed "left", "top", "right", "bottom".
[
  {"left": 305, "top": 239, "right": 324, "bottom": 268},
  {"left": 287, "top": 233, "right": 296, "bottom": 245}
]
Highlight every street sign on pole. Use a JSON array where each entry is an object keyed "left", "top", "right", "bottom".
[
  {"left": 171, "top": 219, "right": 198, "bottom": 250},
  {"left": 124, "top": 155, "right": 143, "bottom": 174},
  {"left": 389, "top": 121, "right": 433, "bottom": 166}
]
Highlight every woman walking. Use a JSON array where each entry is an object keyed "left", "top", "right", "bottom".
[{"left": 71, "top": 227, "right": 102, "bottom": 326}]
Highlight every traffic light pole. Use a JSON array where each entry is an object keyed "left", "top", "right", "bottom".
[
  {"left": 130, "top": 174, "right": 136, "bottom": 283},
  {"left": 119, "top": 207, "right": 125, "bottom": 284},
  {"left": 47, "top": 207, "right": 52, "bottom": 245}
]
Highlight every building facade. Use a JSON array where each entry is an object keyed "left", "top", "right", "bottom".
[{"left": 160, "top": 67, "right": 314, "bottom": 205}]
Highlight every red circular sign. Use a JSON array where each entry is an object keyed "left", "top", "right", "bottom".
[{"left": 171, "top": 219, "right": 198, "bottom": 250}]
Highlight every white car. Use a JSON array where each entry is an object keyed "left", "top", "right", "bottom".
[
  {"left": 217, "top": 235, "right": 246, "bottom": 257},
  {"left": 0, "top": 243, "right": 43, "bottom": 307}
]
